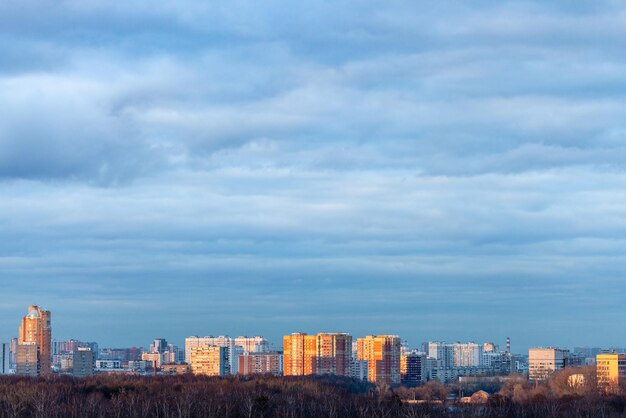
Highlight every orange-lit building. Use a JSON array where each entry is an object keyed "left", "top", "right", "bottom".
[
  {"left": 189, "top": 346, "right": 229, "bottom": 376},
  {"left": 283, "top": 333, "right": 317, "bottom": 376},
  {"left": 283, "top": 332, "right": 352, "bottom": 376},
  {"left": 17, "top": 305, "right": 51, "bottom": 375},
  {"left": 357, "top": 335, "right": 401, "bottom": 385},
  {"left": 597, "top": 353, "right": 626, "bottom": 392}
]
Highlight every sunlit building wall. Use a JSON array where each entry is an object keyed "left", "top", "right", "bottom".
[
  {"left": 356, "top": 335, "right": 401, "bottom": 385},
  {"left": 283, "top": 333, "right": 317, "bottom": 376},
  {"left": 17, "top": 305, "right": 52, "bottom": 375},
  {"left": 185, "top": 336, "right": 239, "bottom": 374},
  {"left": 597, "top": 353, "right": 626, "bottom": 392},
  {"left": 189, "top": 346, "right": 229, "bottom": 376},
  {"left": 528, "top": 348, "right": 570, "bottom": 381},
  {"left": 283, "top": 332, "right": 352, "bottom": 376}
]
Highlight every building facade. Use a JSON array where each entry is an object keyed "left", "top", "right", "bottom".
[
  {"left": 238, "top": 352, "right": 283, "bottom": 375},
  {"left": 189, "top": 346, "right": 230, "bottom": 376},
  {"left": 72, "top": 347, "right": 95, "bottom": 377},
  {"left": 356, "top": 335, "right": 401, "bottom": 385},
  {"left": 283, "top": 332, "right": 352, "bottom": 376},
  {"left": 17, "top": 305, "right": 52, "bottom": 375},
  {"left": 185, "top": 336, "right": 241, "bottom": 374},
  {"left": 16, "top": 343, "right": 39, "bottom": 376},
  {"left": 234, "top": 336, "right": 271, "bottom": 353},
  {"left": 528, "top": 348, "right": 570, "bottom": 381},
  {"left": 401, "top": 351, "right": 427, "bottom": 386},
  {"left": 597, "top": 353, "right": 626, "bottom": 392},
  {"left": 453, "top": 343, "right": 482, "bottom": 368}
]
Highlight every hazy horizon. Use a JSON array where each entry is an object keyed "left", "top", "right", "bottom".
[{"left": 2, "top": 1, "right": 626, "bottom": 352}]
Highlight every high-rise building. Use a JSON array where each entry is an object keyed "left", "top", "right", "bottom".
[
  {"left": 17, "top": 305, "right": 51, "bottom": 375},
  {"left": 185, "top": 336, "right": 240, "bottom": 374},
  {"left": 72, "top": 347, "right": 95, "bottom": 377},
  {"left": 401, "top": 351, "right": 427, "bottom": 386},
  {"left": 453, "top": 342, "right": 482, "bottom": 367},
  {"left": 428, "top": 341, "right": 454, "bottom": 369},
  {"left": 283, "top": 333, "right": 316, "bottom": 376},
  {"left": 9, "top": 338, "right": 18, "bottom": 370},
  {"left": 314, "top": 333, "right": 352, "bottom": 375},
  {"left": 351, "top": 359, "right": 369, "bottom": 381},
  {"left": 16, "top": 343, "right": 39, "bottom": 376},
  {"left": 596, "top": 353, "right": 626, "bottom": 392},
  {"left": 234, "top": 336, "right": 271, "bottom": 353},
  {"left": 1, "top": 343, "right": 9, "bottom": 374},
  {"left": 238, "top": 352, "right": 283, "bottom": 375},
  {"left": 189, "top": 346, "right": 229, "bottom": 376},
  {"left": 528, "top": 348, "right": 570, "bottom": 381},
  {"left": 283, "top": 332, "right": 352, "bottom": 376},
  {"left": 356, "top": 335, "right": 401, "bottom": 385},
  {"left": 149, "top": 339, "right": 168, "bottom": 354}
]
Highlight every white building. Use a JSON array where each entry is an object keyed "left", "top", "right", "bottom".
[
  {"left": 234, "top": 336, "right": 271, "bottom": 353},
  {"left": 453, "top": 342, "right": 483, "bottom": 367},
  {"left": 428, "top": 342, "right": 454, "bottom": 369},
  {"left": 529, "top": 348, "right": 570, "bottom": 381},
  {"left": 351, "top": 359, "right": 368, "bottom": 381}
]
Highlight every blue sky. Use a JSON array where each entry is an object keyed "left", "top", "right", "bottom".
[{"left": 1, "top": 0, "right": 626, "bottom": 352}]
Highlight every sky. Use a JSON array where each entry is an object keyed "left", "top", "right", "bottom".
[{"left": 1, "top": 0, "right": 626, "bottom": 352}]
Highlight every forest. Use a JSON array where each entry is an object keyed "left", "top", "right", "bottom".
[{"left": 0, "top": 367, "right": 624, "bottom": 418}]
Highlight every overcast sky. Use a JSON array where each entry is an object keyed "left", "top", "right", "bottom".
[{"left": 1, "top": 0, "right": 626, "bottom": 352}]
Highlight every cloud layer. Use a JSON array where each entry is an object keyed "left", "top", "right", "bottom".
[{"left": 1, "top": 0, "right": 626, "bottom": 350}]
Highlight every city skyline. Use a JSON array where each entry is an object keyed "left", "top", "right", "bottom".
[
  {"left": 2, "top": 0, "right": 626, "bottom": 350},
  {"left": 2, "top": 304, "right": 626, "bottom": 354}
]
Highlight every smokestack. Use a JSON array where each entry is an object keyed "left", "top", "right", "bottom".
[{"left": 506, "top": 337, "right": 511, "bottom": 353}]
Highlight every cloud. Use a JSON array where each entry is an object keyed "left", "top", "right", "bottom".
[{"left": 1, "top": 0, "right": 626, "bottom": 349}]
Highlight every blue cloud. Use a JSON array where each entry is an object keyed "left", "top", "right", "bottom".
[{"left": 1, "top": 0, "right": 626, "bottom": 351}]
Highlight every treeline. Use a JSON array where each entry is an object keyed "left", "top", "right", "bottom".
[{"left": 0, "top": 370, "right": 625, "bottom": 417}]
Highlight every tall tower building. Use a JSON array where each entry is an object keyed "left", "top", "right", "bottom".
[
  {"left": 17, "top": 305, "right": 51, "bottom": 375},
  {"left": 315, "top": 333, "right": 352, "bottom": 375},
  {"left": 283, "top": 333, "right": 317, "bottom": 376},
  {"left": 356, "top": 335, "right": 401, "bottom": 385},
  {"left": 283, "top": 332, "right": 353, "bottom": 376}
]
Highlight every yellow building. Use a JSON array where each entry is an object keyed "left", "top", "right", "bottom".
[
  {"left": 190, "top": 346, "right": 229, "bottom": 376},
  {"left": 17, "top": 305, "right": 52, "bottom": 375},
  {"left": 283, "top": 332, "right": 352, "bottom": 376},
  {"left": 597, "top": 354, "right": 626, "bottom": 392},
  {"left": 356, "top": 335, "right": 401, "bottom": 385}
]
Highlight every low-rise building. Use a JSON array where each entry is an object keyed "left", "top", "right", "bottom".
[
  {"left": 528, "top": 348, "right": 570, "bottom": 381},
  {"left": 161, "top": 363, "right": 191, "bottom": 375}
]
